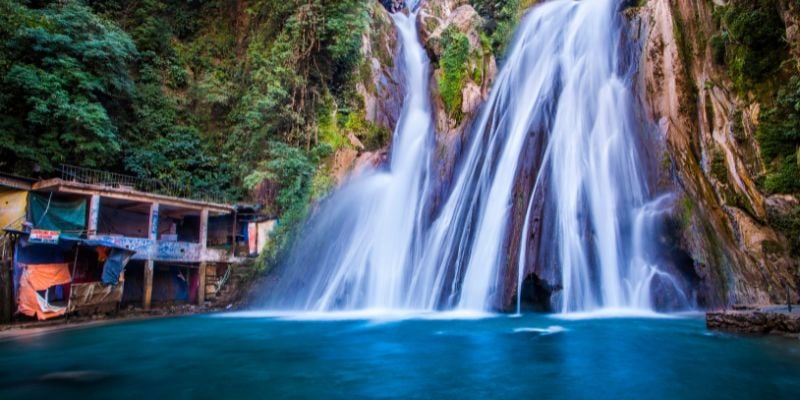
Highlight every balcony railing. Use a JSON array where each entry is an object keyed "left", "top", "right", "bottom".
[{"left": 60, "top": 164, "right": 227, "bottom": 205}]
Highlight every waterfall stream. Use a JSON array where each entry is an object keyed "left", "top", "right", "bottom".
[
  {"left": 509, "top": 0, "right": 675, "bottom": 313},
  {"left": 262, "top": 0, "right": 688, "bottom": 313}
]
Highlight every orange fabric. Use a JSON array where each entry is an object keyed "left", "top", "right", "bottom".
[
  {"left": 26, "top": 263, "right": 71, "bottom": 291},
  {"left": 17, "top": 264, "right": 71, "bottom": 320},
  {"left": 17, "top": 286, "right": 66, "bottom": 320},
  {"left": 17, "top": 285, "right": 41, "bottom": 319},
  {"left": 96, "top": 246, "right": 110, "bottom": 262}
]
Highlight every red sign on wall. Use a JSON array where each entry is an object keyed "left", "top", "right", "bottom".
[{"left": 29, "top": 229, "right": 60, "bottom": 244}]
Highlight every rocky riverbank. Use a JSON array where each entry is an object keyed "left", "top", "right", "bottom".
[{"left": 706, "top": 306, "right": 800, "bottom": 336}]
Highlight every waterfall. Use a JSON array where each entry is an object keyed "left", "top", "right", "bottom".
[
  {"left": 262, "top": 0, "right": 688, "bottom": 313},
  {"left": 263, "top": 10, "right": 436, "bottom": 311},
  {"left": 510, "top": 0, "right": 689, "bottom": 313}
]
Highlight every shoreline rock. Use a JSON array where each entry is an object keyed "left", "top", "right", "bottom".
[{"left": 706, "top": 306, "right": 800, "bottom": 336}]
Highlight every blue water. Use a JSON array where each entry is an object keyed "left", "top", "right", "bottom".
[{"left": 0, "top": 313, "right": 798, "bottom": 399}]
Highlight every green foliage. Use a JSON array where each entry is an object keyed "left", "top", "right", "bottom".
[
  {"left": 0, "top": 0, "right": 241, "bottom": 200},
  {"left": 316, "top": 92, "right": 389, "bottom": 153},
  {"left": 710, "top": 33, "right": 727, "bottom": 65},
  {"left": 0, "top": 0, "right": 382, "bottom": 266},
  {"left": 671, "top": 8, "right": 699, "bottom": 118},
  {"left": 229, "top": 0, "right": 370, "bottom": 179},
  {"left": 344, "top": 111, "right": 390, "bottom": 151},
  {"left": 245, "top": 142, "right": 316, "bottom": 214},
  {"left": 710, "top": 149, "right": 728, "bottom": 183},
  {"left": 764, "top": 154, "right": 800, "bottom": 193},
  {"left": 470, "top": 0, "right": 536, "bottom": 58},
  {"left": 714, "top": 0, "right": 788, "bottom": 92},
  {"left": 438, "top": 27, "right": 470, "bottom": 120},
  {"left": 124, "top": 127, "right": 238, "bottom": 198},
  {"left": 757, "top": 76, "right": 800, "bottom": 194},
  {"left": 758, "top": 76, "right": 800, "bottom": 160},
  {"left": 245, "top": 141, "right": 332, "bottom": 266},
  {"left": 0, "top": 0, "right": 378, "bottom": 204},
  {"left": 0, "top": 1, "right": 136, "bottom": 173},
  {"left": 767, "top": 205, "right": 800, "bottom": 257},
  {"left": 679, "top": 195, "right": 696, "bottom": 228}
]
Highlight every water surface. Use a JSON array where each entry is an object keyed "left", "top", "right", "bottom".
[{"left": 0, "top": 313, "right": 798, "bottom": 399}]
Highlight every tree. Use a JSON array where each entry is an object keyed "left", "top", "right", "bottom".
[{"left": 0, "top": 1, "right": 136, "bottom": 173}]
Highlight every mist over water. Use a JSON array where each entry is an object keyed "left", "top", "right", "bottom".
[{"left": 261, "top": 0, "right": 688, "bottom": 313}]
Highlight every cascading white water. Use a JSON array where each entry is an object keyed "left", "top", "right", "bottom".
[
  {"left": 511, "top": 0, "right": 675, "bottom": 313},
  {"left": 264, "top": 0, "right": 688, "bottom": 314},
  {"left": 265, "top": 9, "right": 436, "bottom": 311}
]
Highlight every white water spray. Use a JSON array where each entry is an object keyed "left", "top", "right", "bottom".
[
  {"left": 264, "top": 0, "right": 688, "bottom": 314},
  {"left": 265, "top": 9, "right": 437, "bottom": 311}
]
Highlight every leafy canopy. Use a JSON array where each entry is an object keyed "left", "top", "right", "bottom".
[{"left": 0, "top": 1, "right": 136, "bottom": 172}]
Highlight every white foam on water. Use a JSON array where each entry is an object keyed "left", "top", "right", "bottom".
[
  {"left": 414, "top": 310, "right": 496, "bottom": 320},
  {"left": 512, "top": 326, "right": 567, "bottom": 335},
  {"left": 213, "top": 309, "right": 496, "bottom": 322},
  {"left": 551, "top": 308, "right": 678, "bottom": 320}
]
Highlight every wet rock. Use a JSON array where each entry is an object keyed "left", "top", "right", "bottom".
[
  {"left": 358, "top": 2, "right": 404, "bottom": 134},
  {"left": 339, "top": 2, "right": 403, "bottom": 184},
  {"left": 379, "top": 0, "right": 406, "bottom": 14},
  {"left": 330, "top": 148, "right": 360, "bottom": 184},
  {"left": 420, "top": 4, "right": 482, "bottom": 59},
  {"left": 706, "top": 308, "right": 800, "bottom": 335},
  {"left": 414, "top": 0, "right": 498, "bottom": 227},
  {"left": 460, "top": 81, "right": 482, "bottom": 115},
  {"left": 780, "top": 0, "right": 800, "bottom": 65}
]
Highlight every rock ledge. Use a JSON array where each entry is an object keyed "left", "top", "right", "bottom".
[{"left": 706, "top": 306, "right": 800, "bottom": 336}]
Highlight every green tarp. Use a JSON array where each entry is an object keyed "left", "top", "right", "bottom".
[{"left": 28, "top": 193, "right": 87, "bottom": 234}]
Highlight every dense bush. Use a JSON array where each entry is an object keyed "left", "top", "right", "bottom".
[
  {"left": 0, "top": 2, "right": 136, "bottom": 172},
  {"left": 757, "top": 76, "right": 800, "bottom": 194},
  {"left": 0, "top": 0, "right": 375, "bottom": 207},
  {"left": 469, "top": 0, "right": 536, "bottom": 59},
  {"left": 227, "top": 0, "right": 370, "bottom": 178},
  {"left": 438, "top": 27, "right": 470, "bottom": 119},
  {"left": 714, "top": 0, "right": 788, "bottom": 91},
  {"left": 0, "top": 0, "right": 385, "bottom": 266},
  {"left": 245, "top": 141, "right": 332, "bottom": 267},
  {"left": 769, "top": 205, "right": 800, "bottom": 257}
]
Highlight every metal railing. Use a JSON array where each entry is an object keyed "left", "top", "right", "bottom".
[
  {"left": 215, "top": 265, "right": 232, "bottom": 295},
  {"left": 60, "top": 164, "right": 227, "bottom": 205}
]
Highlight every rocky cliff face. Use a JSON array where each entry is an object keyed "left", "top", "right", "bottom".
[
  {"left": 330, "top": 1, "right": 404, "bottom": 184},
  {"left": 498, "top": 0, "right": 800, "bottom": 311},
  {"left": 626, "top": 0, "right": 799, "bottom": 308},
  {"left": 355, "top": 0, "right": 498, "bottom": 207},
  {"left": 417, "top": 0, "right": 498, "bottom": 211}
]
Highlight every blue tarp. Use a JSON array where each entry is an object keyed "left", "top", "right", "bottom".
[
  {"left": 101, "top": 248, "right": 134, "bottom": 285},
  {"left": 8, "top": 231, "right": 136, "bottom": 288}
]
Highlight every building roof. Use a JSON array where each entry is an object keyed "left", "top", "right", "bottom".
[
  {"left": 33, "top": 178, "right": 234, "bottom": 214},
  {"left": 0, "top": 172, "right": 35, "bottom": 190}
]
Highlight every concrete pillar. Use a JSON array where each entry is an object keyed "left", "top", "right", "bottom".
[
  {"left": 143, "top": 203, "right": 159, "bottom": 310},
  {"left": 1, "top": 241, "right": 11, "bottom": 323},
  {"left": 231, "top": 210, "right": 238, "bottom": 257},
  {"left": 198, "top": 208, "right": 209, "bottom": 305},
  {"left": 143, "top": 260, "right": 154, "bottom": 310},
  {"left": 87, "top": 194, "right": 100, "bottom": 237},
  {"left": 197, "top": 263, "right": 207, "bottom": 305}
]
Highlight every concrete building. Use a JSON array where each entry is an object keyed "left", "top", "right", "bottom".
[{"left": 0, "top": 166, "right": 266, "bottom": 323}]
